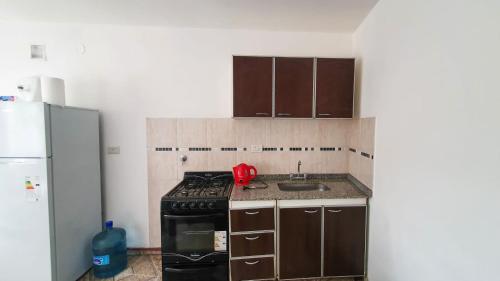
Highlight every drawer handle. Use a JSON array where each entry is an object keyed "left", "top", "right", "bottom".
[
  {"left": 277, "top": 113, "right": 292, "bottom": 116},
  {"left": 328, "top": 209, "right": 343, "bottom": 213},
  {"left": 244, "top": 211, "right": 260, "bottom": 215},
  {"left": 304, "top": 210, "right": 318, "bottom": 214},
  {"left": 244, "top": 236, "right": 260, "bottom": 241},
  {"left": 244, "top": 260, "right": 260, "bottom": 265},
  {"left": 318, "top": 113, "right": 332, "bottom": 116},
  {"left": 255, "top": 112, "right": 269, "bottom": 116}
]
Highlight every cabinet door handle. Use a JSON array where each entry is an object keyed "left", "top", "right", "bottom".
[
  {"left": 304, "top": 210, "right": 319, "bottom": 214},
  {"left": 244, "top": 260, "right": 260, "bottom": 265},
  {"left": 244, "top": 211, "right": 260, "bottom": 215},
  {"left": 255, "top": 112, "right": 269, "bottom": 116},
  {"left": 318, "top": 113, "right": 332, "bottom": 116},
  {"left": 244, "top": 236, "right": 260, "bottom": 241},
  {"left": 327, "top": 209, "right": 343, "bottom": 213},
  {"left": 277, "top": 113, "right": 292, "bottom": 116}
]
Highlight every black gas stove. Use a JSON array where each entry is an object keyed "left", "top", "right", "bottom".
[
  {"left": 161, "top": 171, "right": 233, "bottom": 281},
  {"left": 161, "top": 171, "right": 233, "bottom": 212}
]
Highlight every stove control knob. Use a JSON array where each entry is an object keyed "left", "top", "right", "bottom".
[
  {"left": 207, "top": 202, "right": 216, "bottom": 209},
  {"left": 198, "top": 202, "right": 206, "bottom": 209},
  {"left": 189, "top": 202, "right": 197, "bottom": 209},
  {"left": 171, "top": 202, "right": 179, "bottom": 209},
  {"left": 180, "top": 202, "right": 188, "bottom": 209}
]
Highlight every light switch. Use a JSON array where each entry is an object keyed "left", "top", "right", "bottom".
[{"left": 107, "top": 146, "right": 120, "bottom": 155}]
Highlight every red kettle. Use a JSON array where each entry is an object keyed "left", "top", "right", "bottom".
[{"left": 232, "top": 163, "right": 257, "bottom": 185}]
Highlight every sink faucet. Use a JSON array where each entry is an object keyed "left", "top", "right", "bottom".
[{"left": 290, "top": 160, "right": 307, "bottom": 180}]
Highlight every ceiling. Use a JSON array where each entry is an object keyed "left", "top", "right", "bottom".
[{"left": 0, "top": 0, "right": 378, "bottom": 33}]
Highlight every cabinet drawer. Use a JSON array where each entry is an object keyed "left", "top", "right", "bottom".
[
  {"left": 231, "top": 232, "right": 274, "bottom": 257},
  {"left": 230, "top": 208, "right": 274, "bottom": 232},
  {"left": 231, "top": 257, "right": 274, "bottom": 281}
]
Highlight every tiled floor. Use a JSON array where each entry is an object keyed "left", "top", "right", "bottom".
[
  {"left": 78, "top": 254, "right": 357, "bottom": 281},
  {"left": 78, "top": 255, "right": 161, "bottom": 281}
]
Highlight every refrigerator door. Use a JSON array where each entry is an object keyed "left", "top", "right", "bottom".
[
  {"left": 0, "top": 158, "right": 54, "bottom": 281},
  {"left": 50, "top": 105, "right": 102, "bottom": 281},
  {"left": 0, "top": 102, "right": 51, "bottom": 158}
]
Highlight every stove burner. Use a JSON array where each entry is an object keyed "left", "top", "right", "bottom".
[{"left": 166, "top": 172, "right": 233, "bottom": 199}]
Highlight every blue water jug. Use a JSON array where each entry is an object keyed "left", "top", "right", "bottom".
[{"left": 92, "top": 220, "right": 127, "bottom": 278}]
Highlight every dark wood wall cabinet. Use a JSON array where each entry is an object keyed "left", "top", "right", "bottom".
[
  {"left": 316, "top": 58, "right": 355, "bottom": 118},
  {"left": 275, "top": 57, "right": 314, "bottom": 118},
  {"left": 233, "top": 56, "right": 273, "bottom": 117},
  {"left": 233, "top": 56, "right": 354, "bottom": 118}
]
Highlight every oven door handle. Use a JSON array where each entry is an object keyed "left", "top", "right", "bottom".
[
  {"left": 164, "top": 265, "right": 217, "bottom": 273},
  {"left": 163, "top": 213, "right": 225, "bottom": 219}
]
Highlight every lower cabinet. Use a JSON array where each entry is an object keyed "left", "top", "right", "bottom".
[
  {"left": 229, "top": 204, "right": 276, "bottom": 281},
  {"left": 230, "top": 257, "right": 274, "bottom": 281},
  {"left": 324, "top": 206, "right": 366, "bottom": 277},
  {"left": 230, "top": 202, "right": 367, "bottom": 280},
  {"left": 278, "top": 205, "right": 366, "bottom": 279},
  {"left": 279, "top": 207, "right": 322, "bottom": 279},
  {"left": 230, "top": 232, "right": 274, "bottom": 257}
]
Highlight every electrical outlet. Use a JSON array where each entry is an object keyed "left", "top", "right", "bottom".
[
  {"left": 107, "top": 146, "right": 120, "bottom": 155},
  {"left": 250, "top": 145, "right": 263, "bottom": 153}
]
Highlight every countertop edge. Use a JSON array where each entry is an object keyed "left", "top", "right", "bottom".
[{"left": 346, "top": 174, "right": 373, "bottom": 198}]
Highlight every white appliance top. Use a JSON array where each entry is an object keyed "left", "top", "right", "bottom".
[{"left": 0, "top": 102, "right": 51, "bottom": 158}]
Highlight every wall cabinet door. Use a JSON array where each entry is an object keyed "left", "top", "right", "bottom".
[
  {"left": 275, "top": 57, "right": 314, "bottom": 118},
  {"left": 316, "top": 58, "right": 355, "bottom": 118},
  {"left": 279, "top": 207, "right": 321, "bottom": 279},
  {"left": 233, "top": 56, "right": 273, "bottom": 117},
  {"left": 324, "top": 206, "right": 366, "bottom": 277}
]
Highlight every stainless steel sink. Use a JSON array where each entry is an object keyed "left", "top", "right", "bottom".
[{"left": 278, "top": 182, "right": 331, "bottom": 191}]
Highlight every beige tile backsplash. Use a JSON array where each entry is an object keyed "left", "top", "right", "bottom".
[
  {"left": 146, "top": 118, "right": 177, "bottom": 148},
  {"left": 348, "top": 117, "right": 376, "bottom": 189},
  {"left": 146, "top": 117, "right": 375, "bottom": 246},
  {"left": 235, "top": 119, "right": 271, "bottom": 146},
  {"left": 176, "top": 119, "right": 208, "bottom": 147}
]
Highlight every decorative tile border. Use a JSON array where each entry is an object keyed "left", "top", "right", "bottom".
[
  {"left": 151, "top": 146, "right": 374, "bottom": 161},
  {"left": 361, "top": 152, "right": 370, "bottom": 158},
  {"left": 349, "top": 147, "right": 375, "bottom": 160},
  {"left": 155, "top": 147, "right": 173, "bottom": 151},
  {"left": 189, "top": 147, "right": 212, "bottom": 151},
  {"left": 153, "top": 146, "right": 357, "bottom": 154}
]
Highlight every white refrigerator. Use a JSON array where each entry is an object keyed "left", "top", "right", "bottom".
[{"left": 0, "top": 102, "right": 102, "bottom": 281}]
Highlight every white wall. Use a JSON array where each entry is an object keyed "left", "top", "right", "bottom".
[
  {"left": 0, "top": 22, "right": 352, "bottom": 246},
  {"left": 354, "top": 0, "right": 500, "bottom": 280}
]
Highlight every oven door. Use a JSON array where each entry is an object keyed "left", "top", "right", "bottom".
[
  {"left": 162, "top": 211, "right": 228, "bottom": 263},
  {"left": 163, "top": 262, "right": 228, "bottom": 281}
]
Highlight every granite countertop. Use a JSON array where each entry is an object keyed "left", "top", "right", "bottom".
[{"left": 230, "top": 174, "right": 372, "bottom": 201}]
